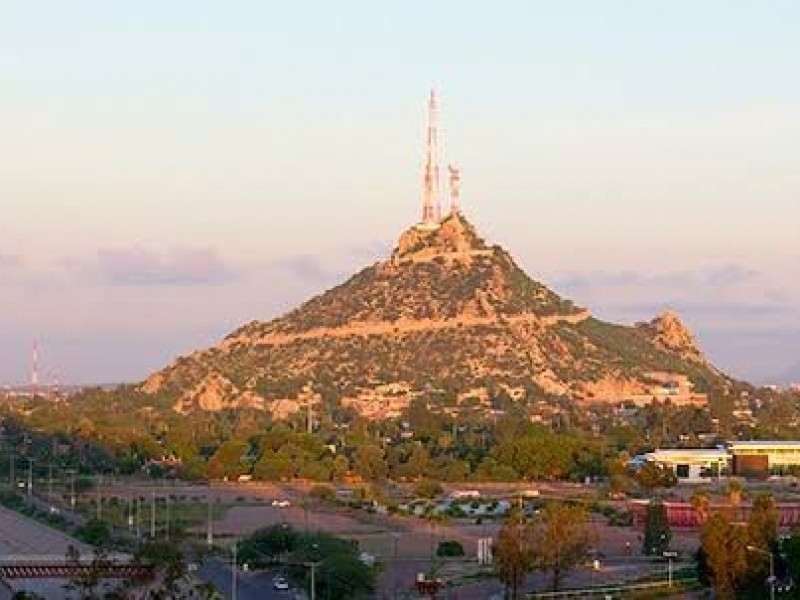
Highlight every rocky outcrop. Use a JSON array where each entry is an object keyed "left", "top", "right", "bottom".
[
  {"left": 391, "top": 212, "right": 491, "bottom": 264},
  {"left": 639, "top": 310, "right": 707, "bottom": 364}
]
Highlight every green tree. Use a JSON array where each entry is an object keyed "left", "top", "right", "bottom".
[
  {"left": 414, "top": 479, "right": 443, "bottom": 499},
  {"left": 743, "top": 493, "right": 779, "bottom": 593},
  {"left": 635, "top": 462, "right": 677, "bottom": 490},
  {"left": 699, "top": 512, "right": 749, "bottom": 600},
  {"left": 238, "top": 524, "right": 298, "bottom": 566},
  {"left": 315, "top": 551, "right": 375, "bottom": 600},
  {"left": 135, "top": 541, "right": 188, "bottom": 597},
  {"left": 642, "top": 500, "right": 671, "bottom": 556},
  {"left": 494, "top": 508, "right": 534, "bottom": 600},
  {"left": 64, "top": 545, "right": 111, "bottom": 600},
  {"left": 747, "top": 493, "right": 778, "bottom": 551},
  {"left": 75, "top": 518, "right": 111, "bottom": 547},
  {"left": 206, "top": 439, "right": 248, "bottom": 480},
  {"left": 352, "top": 444, "right": 387, "bottom": 480},
  {"left": 532, "top": 503, "right": 595, "bottom": 592},
  {"left": 781, "top": 525, "right": 800, "bottom": 595},
  {"left": 252, "top": 450, "right": 292, "bottom": 480}
]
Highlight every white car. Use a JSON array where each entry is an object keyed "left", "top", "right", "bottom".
[
  {"left": 273, "top": 576, "right": 290, "bottom": 590},
  {"left": 271, "top": 499, "right": 291, "bottom": 508}
]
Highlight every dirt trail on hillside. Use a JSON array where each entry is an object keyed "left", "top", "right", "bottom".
[{"left": 226, "top": 310, "right": 590, "bottom": 348}]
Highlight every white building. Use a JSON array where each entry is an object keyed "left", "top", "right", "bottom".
[{"left": 638, "top": 448, "right": 731, "bottom": 482}]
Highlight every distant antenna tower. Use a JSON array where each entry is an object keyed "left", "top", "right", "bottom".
[
  {"left": 31, "top": 340, "right": 40, "bottom": 393},
  {"left": 421, "top": 90, "right": 442, "bottom": 225},
  {"left": 50, "top": 371, "right": 60, "bottom": 397}
]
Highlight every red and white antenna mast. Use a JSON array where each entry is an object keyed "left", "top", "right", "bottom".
[
  {"left": 421, "top": 90, "right": 442, "bottom": 226},
  {"left": 50, "top": 371, "right": 60, "bottom": 397},
  {"left": 31, "top": 340, "right": 40, "bottom": 393}
]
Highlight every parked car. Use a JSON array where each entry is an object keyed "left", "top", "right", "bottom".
[
  {"left": 272, "top": 499, "right": 291, "bottom": 508},
  {"left": 273, "top": 576, "right": 290, "bottom": 590}
]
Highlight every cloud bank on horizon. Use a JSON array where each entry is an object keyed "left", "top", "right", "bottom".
[{"left": 1, "top": 1, "right": 799, "bottom": 385}]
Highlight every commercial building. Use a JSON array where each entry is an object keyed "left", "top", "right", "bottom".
[
  {"left": 638, "top": 448, "right": 730, "bottom": 482},
  {"left": 728, "top": 440, "right": 800, "bottom": 477},
  {"left": 634, "top": 440, "right": 800, "bottom": 482}
]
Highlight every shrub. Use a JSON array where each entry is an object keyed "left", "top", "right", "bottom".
[
  {"left": 309, "top": 484, "right": 336, "bottom": 502},
  {"left": 414, "top": 480, "right": 444, "bottom": 499},
  {"left": 436, "top": 540, "right": 465, "bottom": 557}
]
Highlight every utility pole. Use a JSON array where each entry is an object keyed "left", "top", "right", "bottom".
[
  {"left": 165, "top": 494, "right": 170, "bottom": 541},
  {"left": 136, "top": 496, "right": 141, "bottom": 539},
  {"left": 66, "top": 469, "right": 76, "bottom": 509},
  {"left": 231, "top": 542, "right": 238, "bottom": 600},
  {"left": 27, "top": 458, "right": 33, "bottom": 497},
  {"left": 47, "top": 464, "right": 53, "bottom": 500},
  {"left": 127, "top": 494, "right": 134, "bottom": 533},
  {"left": 96, "top": 474, "right": 102, "bottom": 520},
  {"left": 150, "top": 491, "right": 156, "bottom": 539},
  {"left": 9, "top": 451, "right": 14, "bottom": 488}
]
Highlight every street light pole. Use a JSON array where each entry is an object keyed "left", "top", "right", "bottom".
[
  {"left": 27, "top": 458, "right": 33, "bottom": 497},
  {"left": 746, "top": 545, "right": 775, "bottom": 600},
  {"left": 206, "top": 495, "right": 213, "bottom": 547},
  {"left": 150, "top": 491, "right": 156, "bottom": 539},
  {"left": 136, "top": 496, "right": 142, "bottom": 539},
  {"left": 68, "top": 469, "right": 76, "bottom": 509},
  {"left": 231, "top": 542, "right": 238, "bottom": 600},
  {"left": 663, "top": 551, "right": 678, "bottom": 587},
  {"left": 96, "top": 473, "right": 102, "bottom": 520}
]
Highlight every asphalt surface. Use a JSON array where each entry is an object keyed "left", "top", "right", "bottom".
[
  {"left": 0, "top": 504, "right": 93, "bottom": 599},
  {"left": 198, "top": 558, "right": 297, "bottom": 600},
  {"left": 0, "top": 505, "right": 89, "bottom": 555}
]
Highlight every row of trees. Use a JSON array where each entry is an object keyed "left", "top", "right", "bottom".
[{"left": 11, "top": 383, "right": 800, "bottom": 487}]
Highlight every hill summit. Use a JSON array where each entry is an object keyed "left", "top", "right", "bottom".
[{"left": 143, "top": 212, "right": 725, "bottom": 418}]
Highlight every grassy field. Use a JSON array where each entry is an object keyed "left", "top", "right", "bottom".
[{"left": 75, "top": 495, "right": 228, "bottom": 535}]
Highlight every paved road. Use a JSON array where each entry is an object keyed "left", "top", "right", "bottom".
[
  {"left": 198, "top": 558, "right": 297, "bottom": 600},
  {"left": 0, "top": 505, "right": 93, "bottom": 599},
  {"left": 0, "top": 505, "right": 89, "bottom": 555}
]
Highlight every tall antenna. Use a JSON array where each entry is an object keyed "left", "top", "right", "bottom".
[
  {"left": 31, "top": 340, "right": 40, "bottom": 394},
  {"left": 421, "top": 90, "right": 442, "bottom": 225},
  {"left": 50, "top": 371, "right": 60, "bottom": 397}
]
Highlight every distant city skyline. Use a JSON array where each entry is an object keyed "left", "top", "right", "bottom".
[{"left": 2, "top": 1, "right": 799, "bottom": 385}]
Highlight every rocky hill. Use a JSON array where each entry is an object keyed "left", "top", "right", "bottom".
[{"left": 143, "top": 212, "right": 727, "bottom": 418}]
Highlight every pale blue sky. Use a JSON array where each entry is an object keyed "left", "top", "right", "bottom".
[{"left": 2, "top": 1, "right": 799, "bottom": 384}]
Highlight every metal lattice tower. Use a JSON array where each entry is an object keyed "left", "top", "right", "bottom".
[
  {"left": 30, "top": 340, "right": 39, "bottom": 392},
  {"left": 421, "top": 90, "right": 442, "bottom": 225}
]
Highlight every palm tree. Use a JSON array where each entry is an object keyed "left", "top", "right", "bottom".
[
  {"left": 727, "top": 478, "right": 744, "bottom": 522},
  {"left": 727, "top": 478, "right": 743, "bottom": 508},
  {"left": 691, "top": 489, "right": 711, "bottom": 525}
]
